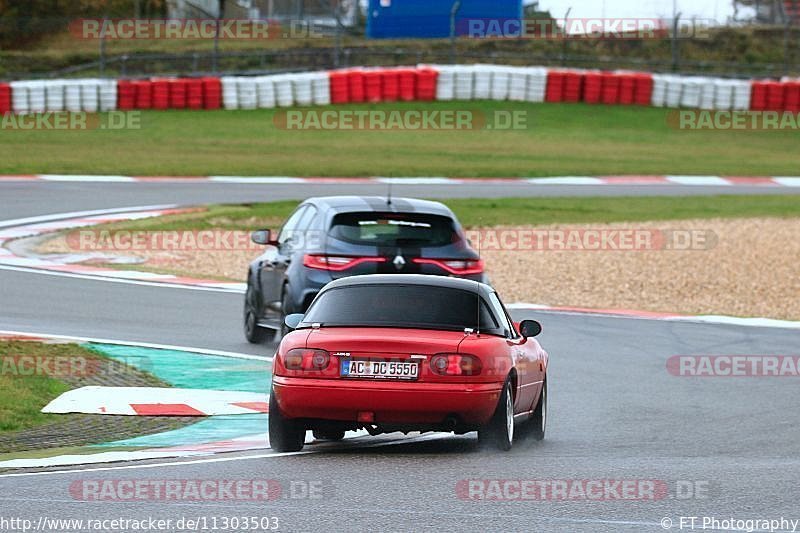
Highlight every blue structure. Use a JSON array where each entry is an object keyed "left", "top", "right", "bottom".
[{"left": 366, "top": 0, "right": 523, "bottom": 39}]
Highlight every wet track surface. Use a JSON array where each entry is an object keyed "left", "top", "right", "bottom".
[{"left": 1, "top": 181, "right": 798, "bottom": 532}]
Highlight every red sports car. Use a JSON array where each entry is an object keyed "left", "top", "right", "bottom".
[{"left": 269, "top": 274, "right": 549, "bottom": 452}]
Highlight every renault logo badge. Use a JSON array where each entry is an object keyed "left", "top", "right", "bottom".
[{"left": 393, "top": 255, "right": 406, "bottom": 270}]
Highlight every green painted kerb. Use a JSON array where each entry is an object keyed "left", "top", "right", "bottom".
[
  {"left": 85, "top": 343, "right": 271, "bottom": 393},
  {"left": 97, "top": 414, "right": 268, "bottom": 448},
  {"left": 82, "top": 343, "right": 272, "bottom": 449}
]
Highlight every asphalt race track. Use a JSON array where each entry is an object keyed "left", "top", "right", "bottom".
[
  {"left": 2, "top": 180, "right": 796, "bottom": 221},
  {"left": 1, "top": 180, "right": 799, "bottom": 532}
]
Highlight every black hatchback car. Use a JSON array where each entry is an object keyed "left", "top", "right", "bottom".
[{"left": 244, "top": 196, "right": 487, "bottom": 343}]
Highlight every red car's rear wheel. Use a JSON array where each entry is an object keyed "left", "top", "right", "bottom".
[
  {"left": 478, "top": 379, "right": 514, "bottom": 451},
  {"left": 529, "top": 379, "right": 547, "bottom": 441},
  {"left": 268, "top": 388, "right": 306, "bottom": 452}
]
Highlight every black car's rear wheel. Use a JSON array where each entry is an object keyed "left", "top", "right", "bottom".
[
  {"left": 268, "top": 389, "right": 306, "bottom": 452},
  {"left": 279, "top": 289, "right": 291, "bottom": 338},
  {"left": 244, "top": 281, "right": 276, "bottom": 344},
  {"left": 478, "top": 379, "right": 515, "bottom": 451}
]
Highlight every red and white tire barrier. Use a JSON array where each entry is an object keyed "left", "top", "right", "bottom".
[
  {"left": 42, "top": 386, "right": 269, "bottom": 416},
  {"left": 2, "top": 65, "right": 799, "bottom": 116},
  {"left": 0, "top": 175, "right": 798, "bottom": 186}
]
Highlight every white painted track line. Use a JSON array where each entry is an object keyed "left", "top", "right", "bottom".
[{"left": 0, "top": 329, "right": 272, "bottom": 361}]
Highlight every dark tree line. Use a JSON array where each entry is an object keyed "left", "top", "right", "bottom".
[{"left": 0, "top": 0, "right": 167, "bottom": 48}]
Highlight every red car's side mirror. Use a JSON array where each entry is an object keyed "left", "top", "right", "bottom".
[{"left": 519, "top": 320, "right": 542, "bottom": 339}]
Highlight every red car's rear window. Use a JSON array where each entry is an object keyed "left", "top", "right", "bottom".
[{"left": 301, "top": 284, "right": 501, "bottom": 334}]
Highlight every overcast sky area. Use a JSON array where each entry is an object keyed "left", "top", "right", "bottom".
[{"left": 536, "top": 0, "right": 736, "bottom": 23}]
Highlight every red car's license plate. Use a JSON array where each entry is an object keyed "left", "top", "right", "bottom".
[{"left": 341, "top": 360, "right": 419, "bottom": 380}]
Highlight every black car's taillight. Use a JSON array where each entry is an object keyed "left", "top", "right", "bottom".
[
  {"left": 303, "top": 254, "right": 387, "bottom": 271},
  {"left": 412, "top": 258, "right": 484, "bottom": 276}
]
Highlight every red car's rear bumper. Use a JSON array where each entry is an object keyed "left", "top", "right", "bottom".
[{"left": 272, "top": 376, "right": 503, "bottom": 426}]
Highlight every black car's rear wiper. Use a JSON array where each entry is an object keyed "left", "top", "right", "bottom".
[{"left": 391, "top": 239, "right": 429, "bottom": 246}]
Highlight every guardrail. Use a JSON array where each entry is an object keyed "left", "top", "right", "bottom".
[{"left": 3, "top": 46, "right": 798, "bottom": 82}]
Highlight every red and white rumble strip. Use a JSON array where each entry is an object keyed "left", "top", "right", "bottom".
[
  {"left": 0, "top": 206, "right": 246, "bottom": 292},
  {"left": 42, "top": 386, "right": 269, "bottom": 416},
  {"left": 0, "top": 175, "right": 798, "bottom": 186}
]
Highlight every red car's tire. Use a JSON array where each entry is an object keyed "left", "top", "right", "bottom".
[
  {"left": 478, "top": 379, "right": 514, "bottom": 451},
  {"left": 529, "top": 379, "right": 547, "bottom": 441},
  {"left": 268, "top": 389, "right": 306, "bottom": 452}
]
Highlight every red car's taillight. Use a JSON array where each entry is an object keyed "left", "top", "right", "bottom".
[
  {"left": 430, "top": 353, "right": 483, "bottom": 376},
  {"left": 303, "top": 254, "right": 387, "bottom": 271},
  {"left": 283, "top": 348, "right": 331, "bottom": 371},
  {"left": 412, "top": 258, "right": 484, "bottom": 276}
]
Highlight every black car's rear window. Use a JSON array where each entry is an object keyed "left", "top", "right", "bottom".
[
  {"left": 301, "top": 285, "right": 500, "bottom": 334},
  {"left": 328, "top": 212, "right": 457, "bottom": 247}
]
